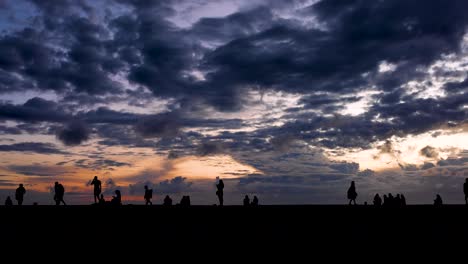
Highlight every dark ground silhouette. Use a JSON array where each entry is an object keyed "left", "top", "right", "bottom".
[{"left": 1, "top": 204, "right": 468, "bottom": 247}]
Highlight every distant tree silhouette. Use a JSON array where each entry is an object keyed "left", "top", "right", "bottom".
[
  {"left": 252, "top": 196, "right": 259, "bottom": 206},
  {"left": 216, "top": 179, "right": 224, "bottom": 206},
  {"left": 144, "top": 185, "right": 153, "bottom": 205},
  {"left": 90, "top": 176, "right": 102, "bottom": 204},
  {"left": 347, "top": 181, "right": 357, "bottom": 205},
  {"left": 464, "top": 178, "right": 468, "bottom": 205},
  {"left": 54, "top": 182, "right": 66, "bottom": 206},
  {"left": 163, "top": 195, "right": 172, "bottom": 206},
  {"left": 373, "top": 194, "right": 382, "bottom": 206},
  {"left": 243, "top": 195, "right": 250, "bottom": 206},
  {"left": 15, "top": 184, "right": 26, "bottom": 206},
  {"left": 434, "top": 194, "right": 443, "bottom": 206},
  {"left": 5, "top": 196, "right": 13, "bottom": 206},
  {"left": 111, "top": 190, "right": 122, "bottom": 206}
]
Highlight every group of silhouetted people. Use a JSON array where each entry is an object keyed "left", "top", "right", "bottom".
[
  {"left": 372, "top": 193, "right": 407, "bottom": 207},
  {"left": 4, "top": 182, "right": 67, "bottom": 206},
  {"left": 4, "top": 178, "right": 468, "bottom": 206},
  {"left": 347, "top": 179, "right": 468, "bottom": 207},
  {"left": 243, "top": 195, "right": 259, "bottom": 206}
]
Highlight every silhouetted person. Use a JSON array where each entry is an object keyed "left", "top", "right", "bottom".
[
  {"left": 401, "top": 194, "right": 406, "bottom": 206},
  {"left": 434, "top": 194, "right": 443, "bottom": 206},
  {"left": 98, "top": 194, "right": 106, "bottom": 205},
  {"left": 54, "top": 182, "right": 66, "bottom": 206},
  {"left": 216, "top": 179, "right": 224, "bottom": 206},
  {"left": 91, "top": 176, "right": 102, "bottom": 204},
  {"left": 388, "top": 193, "right": 394, "bottom": 207},
  {"left": 373, "top": 194, "right": 382, "bottom": 206},
  {"left": 5, "top": 196, "right": 13, "bottom": 206},
  {"left": 243, "top": 195, "right": 250, "bottom": 206},
  {"left": 395, "top": 194, "right": 401, "bottom": 206},
  {"left": 15, "top": 184, "right": 26, "bottom": 206},
  {"left": 347, "top": 181, "right": 357, "bottom": 205},
  {"left": 180, "top": 196, "right": 191, "bottom": 207},
  {"left": 144, "top": 185, "right": 153, "bottom": 205},
  {"left": 383, "top": 194, "right": 388, "bottom": 206},
  {"left": 252, "top": 196, "right": 259, "bottom": 206},
  {"left": 111, "top": 190, "right": 122, "bottom": 206},
  {"left": 464, "top": 178, "right": 468, "bottom": 205},
  {"left": 163, "top": 195, "right": 172, "bottom": 206}
]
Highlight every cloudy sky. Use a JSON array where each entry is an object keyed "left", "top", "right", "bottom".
[{"left": 0, "top": 0, "right": 467, "bottom": 205}]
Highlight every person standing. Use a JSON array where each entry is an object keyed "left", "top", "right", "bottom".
[
  {"left": 434, "top": 194, "right": 443, "bottom": 206},
  {"left": 216, "top": 179, "right": 224, "bottom": 206},
  {"left": 91, "top": 176, "right": 102, "bottom": 204},
  {"left": 243, "top": 195, "right": 250, "bottom": 206},
  {"left": 15, "top": 184, "right": 26, "bottom": 206},
  {"left": 347, "top": 181, "right": 358, "bottom": 205},
  {"left": 252, "top": 196, "right": 259, "bottom": 206}
]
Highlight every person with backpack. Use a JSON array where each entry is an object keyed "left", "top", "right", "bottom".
[
  {"left": 54, "top": 182, "right": 66, "bottom": 206},
  {"left": 144, "top": 185, "right": 153, "bottom": 205}
]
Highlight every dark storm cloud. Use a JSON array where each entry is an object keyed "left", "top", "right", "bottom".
[
  {"left": 0, "top": 142, "right": 66, "bottom": 154},
  {"left": 73, "top": 158, "right": 130, "bottom": 170},
  {"left": 0, "top": 125, "right": 22, "bottom": 135},
  {"left": 134, "top": 112, "right": 182, "bottom": 138},
  {"left": 6, "top": 164, "right": 72, "bottom": 176},
  {"left": 421, "top": 162, "right": 436, "bottom": 170},
  {"left": 1, "top": 0, "right": 466, "bottom": 140},
  {"left": 357, "top": 169, "right": 374, "bottom": 177},
  {"left": 196, "top": 141, "right": 227, "bottom": 156},
  {"left": 56, "top": 120, "right": 91, "bottom": 146},
  {"left": 444, "top": 77, "right": 468, "bottom": 93},
  {"left": 189, "top": 6, "right": 275, "bottom": 44},
  {"left": 329, "top": 161, "right": 359, "bottom": 174},
  {"left": 437, "top": 157, "right": 468, "bottom": 167},
  {"left": 0, "top": 97, "right": 69, "bottom": 122},
  {"left": 420, "top": 146, "right": 439, "bottom": 159},
  {"left": 155, "top": 176, "right": 193, "bottom": 194},
  {"left": 201, "top": 0, "right": 468, "bottom": 100}
]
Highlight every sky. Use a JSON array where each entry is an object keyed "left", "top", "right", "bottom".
[{"left": 0, "top": 0, "right": 467, "bottom": 205}]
